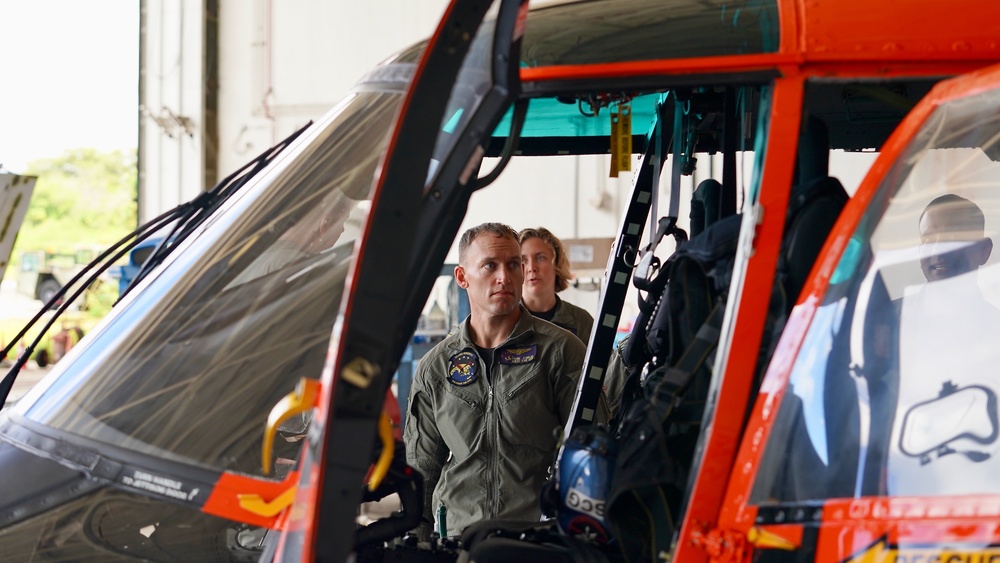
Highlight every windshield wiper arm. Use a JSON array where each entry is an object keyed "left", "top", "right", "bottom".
[{"left": 125, "top": 121, "right": 312, "bottom": 297}]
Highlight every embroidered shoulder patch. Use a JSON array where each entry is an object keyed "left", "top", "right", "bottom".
[
  {"left": 499, "top": 345, "right": 538, "bottom": 365},
  {"left": 448, "top": 348, "right": 479, "bottom": 386}
]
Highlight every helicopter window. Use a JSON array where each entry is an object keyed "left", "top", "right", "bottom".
[
  {"left": 751, "top": 84, "right": 1000, "bottom": 503},
  {"left": 425, "top": 11, "right": 496, "bottom": 187},
  {"left": 17, "top": 88, "right": 401, "bottom": 476},
  {"left": 520, "top": 0, "right": 779, "bottom": 67}
]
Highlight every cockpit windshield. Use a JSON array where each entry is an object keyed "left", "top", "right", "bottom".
[
  {"left": 751, "top": 87, "right": 1000, "bottom": 503},
  {"left": 9, "top": 65, "right": 412, "bottom": 477}
]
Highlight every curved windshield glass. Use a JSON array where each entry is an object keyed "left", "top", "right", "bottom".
[
  {"left": 752, "top": 87, "right": 1000, "bottom": 503},
  {"left": 12, "top": 65, "right": 412, "bottom": 477}
]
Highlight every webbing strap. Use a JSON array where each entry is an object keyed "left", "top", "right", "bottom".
[
  {"left": 613, "top": 298, "right": 726, "bottom": 435},
  {"left": 653, "top": 300, "right": 726, "bottom": 402},
  {"left": 669, "top": 93, "right": 683, "bottom": 221},
  {"left": 610, "top": 361, "right": 643, "bottom": 435}
]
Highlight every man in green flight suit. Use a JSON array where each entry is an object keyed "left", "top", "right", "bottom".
[{"left": 404, "top": 222, "right": 587, "bottom": 538}]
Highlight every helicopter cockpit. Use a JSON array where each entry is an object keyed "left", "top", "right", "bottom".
[{"left": 752, "top": 85, "right": 1000, "bottom": 504}]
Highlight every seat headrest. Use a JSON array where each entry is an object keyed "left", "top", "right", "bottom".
[
  {"left": 782, "top": 175, "right": 850, "bottom": 306},
  {"left": 787, "top": 176, "right": 848, "bottom": 222}
]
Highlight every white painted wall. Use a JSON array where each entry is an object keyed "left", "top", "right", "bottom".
[
  {"left": 140, "top": 0, "right": 208, "bottom": 223},
  {"left": 140, "top": 0, "right": 450, "bottom": 222},
  {"left": 140, "top": 1, "right": 633, "bottom": 316},
  {"left": 215, "top": 0, "right": 451, "bottom": 177}
]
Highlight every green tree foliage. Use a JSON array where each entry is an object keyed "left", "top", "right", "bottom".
[
  {"left": 17, "top": 148, "right": 137, "bottom": 254},
  {"left": 5, "top": 149, "right": 138, "bottom": 319}
]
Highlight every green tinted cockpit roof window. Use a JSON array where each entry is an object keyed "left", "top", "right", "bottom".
[
  {"left": 521, "top": 0, "right": 779, "bottom": 68},
  {"left": 491, "top": 93, "right": 661, "bottom": 139}
]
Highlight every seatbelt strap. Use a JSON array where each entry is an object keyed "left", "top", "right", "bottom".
[
  {"left": 610, "top": 360, "right": 644, "bottom": 434},
  {"left": 652, "top": 300, "right": 726, "bottom": 407},
  {"left": 611, "top": 298, "right": 725, "bottom": 433}
]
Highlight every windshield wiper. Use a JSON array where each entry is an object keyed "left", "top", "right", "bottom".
[
  {"left": 0, "top": 121, "right": 312, "bottom": 410},
  {"left": 123, "top": 121, "right": 312, "bottom": 299}
]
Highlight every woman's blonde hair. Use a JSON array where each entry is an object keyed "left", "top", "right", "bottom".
[{"left": 518, "top": 227, "right": 573, "bottom": 292}]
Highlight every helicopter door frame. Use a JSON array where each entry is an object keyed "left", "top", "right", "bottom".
[
  {"left": 651, "top": 75, "right": 802, "bottom": 563},
  {"left": 273, "top": 0, "right": 530, "bottom": 561},
  {"left": 713, "top": 63, "right": 1000, "bottom": 563}
]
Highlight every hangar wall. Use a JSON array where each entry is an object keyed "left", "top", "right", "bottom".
[
  {"left": 139, "top": 1, "right": 633, "bottom": 317},
  {"left": 139, "top": 0, "right": 449, "bottom": 222}
]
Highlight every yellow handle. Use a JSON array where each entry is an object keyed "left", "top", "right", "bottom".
[
  {"left": 262, "top": 378, "right": 320, "bottom": 475},
  {"left": 367, "top": 412, "right": 395, "bottom": 491},
  {"left": 747, "top": 526, "right": 796, "bottom": 550},
  {"left": 237, "top": 486, "right": 298, "bottom": 518}
]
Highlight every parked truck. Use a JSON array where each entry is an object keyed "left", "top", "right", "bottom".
[{"left": 17, "top": 247, "right": 98, "bottom": 305}]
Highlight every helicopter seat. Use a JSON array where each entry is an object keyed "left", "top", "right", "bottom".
[
  {"left": 780, "top": 175, "right": 850, "bottom": 306},
  {"left": 603, "top": 175, "right": 849, "bottom": 562},
  {"left": 690, "top": 178, "right": 735, "bottom": 237}
]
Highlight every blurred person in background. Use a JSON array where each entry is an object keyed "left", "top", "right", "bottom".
[{"left": 518, "top": 227, "right": 594, "bottom": 343}]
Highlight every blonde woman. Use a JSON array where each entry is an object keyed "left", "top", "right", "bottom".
[{"left": 518, "top": 227, "right": 594, "bottom": 343}]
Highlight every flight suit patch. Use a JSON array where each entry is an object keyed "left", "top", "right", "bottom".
[
  {"left": 499, "top": 345, "right": 537, "bottom": 365},
  {"left": 448, "top": 349, "right": 479, "bottom": 386}
]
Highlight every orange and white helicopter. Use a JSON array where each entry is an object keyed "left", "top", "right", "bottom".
[{"left": 2, "top": 0, "right": 1000, "bottom": 562}]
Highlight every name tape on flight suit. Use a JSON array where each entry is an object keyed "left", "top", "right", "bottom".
[{"left": 499, "top": 345, "right": 537, "bottom": 365}]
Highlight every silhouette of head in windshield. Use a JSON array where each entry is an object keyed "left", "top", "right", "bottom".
[
  {"left": 280, "top": 191, "right": 355, "bottom": 255},
  {"left": 918, "top": 194, "right": 993, "bottom": 282},
  {"left": 230, "top": 190, "right": 356, "bottom": 286}
]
